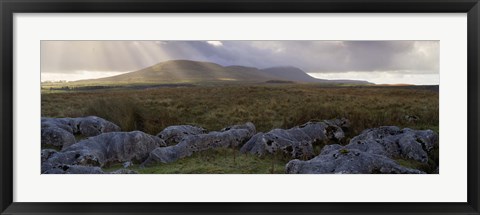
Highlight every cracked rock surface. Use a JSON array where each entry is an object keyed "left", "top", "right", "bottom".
[
  {"left": 41, "top": 116, "right": 121, "bottom": 149},
  {"left": 156, "top": 125, "right": 207, "bottom": 145},
  {"left": 240, "top": 118, "right": 349, "bottom": 159},
  {"left": 286, "top": 148, "right": 424, "bottom": 174},
  {"left": 42, "top": 131, "right": 165, "bottom": 173},
  {"left": 142, "top": 122, "right": 256, "bottom": 165},
  {"left": 285, "top": 126, "right": 438, "bottom": 174},
  {"left": 346, "top": 126, "right": 438, "bottom": 163}
]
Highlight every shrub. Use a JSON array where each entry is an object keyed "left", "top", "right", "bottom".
[{"left": 84, "top": 97, "right": 146, "bottom": 132}]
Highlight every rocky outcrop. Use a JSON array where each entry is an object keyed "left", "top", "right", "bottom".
[
  {"left": 41, "top": 116, "right": 121, "bottom": 149},
  {"left": 40, "top": 116, "right": 438, "bottom": 175},
  {"left": 41, "top": 149, "right": 58, "bottom": 163},
  {"left": 43, "top": 164, "right": 106, "bottom": 174},
  {"left": 42, "top": 131, "right": 165, "bottom": 173},
  {"left": 41, "top": 125, "right": 77, "bottom": 150},
  {"left": 285, "top": 126, "right": 438, "bottom": 174},
  {"left": 43, "top": 164, "right": 138, "bottom": 174},
  {"left": 142, "top": 122, "right": 256, "bottom": 165},
  {"left": 286, "top": 148, "right": 424, "bottom": 174},
  {"left": 240, "top": 118, "right": 349, "bottom": 159},
  {"left": 157, "top": 125, "right": 207, "bottom": 145},
  {"left": 346, "top": 126, "right": 438, "bottom": 163}
]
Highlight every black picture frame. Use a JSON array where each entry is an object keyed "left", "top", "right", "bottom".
[{"left": 1, "top": 0, "right": 479, "bottom": 214}]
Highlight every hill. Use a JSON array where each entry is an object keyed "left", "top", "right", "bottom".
[
  {"left": 74, "top": 60, "right": 371, "bottom": 85},
  {"left": 260, "top": 66, "right": 371, "bottom": 84},
  {"left": 260, "top": 66, "right": 320, "bottom": 83},
  {"left": 78, "top": 60, "right": 278, "bottom": 84}
]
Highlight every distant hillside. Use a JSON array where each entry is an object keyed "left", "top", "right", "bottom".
[
  {"left": 260, "top": 66, "right": 319, "bottom": 83},
  {"left": 260, "top": 66, "right": 371, "bottom": 85},
  {"left": 79, "top": 60, "right": 279, "bottom": 83},
  {"left": 74, "top": 60, "right": 371, "bottom": 85}
]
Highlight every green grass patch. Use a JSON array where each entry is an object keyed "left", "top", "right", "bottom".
[
  {"left": 395, "top": 158, "right": 436, "bottom": 173},
  {"left": 104, "top": 148, "right": 289, "bottom": 174}
]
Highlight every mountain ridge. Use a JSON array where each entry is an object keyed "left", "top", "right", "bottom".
[{"left": 74, "top": 60, "right": 372, "bottom": 85}]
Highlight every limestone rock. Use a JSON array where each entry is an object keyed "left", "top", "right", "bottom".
[
  {"left": 43, "top": 164, "right": 105, "bottom": 174},
  {"left": 318, "top": 144, "right": 343, "bottom": 156},
  {"left": 41, "top": 149, "right": 58, "bottom": 163},
  {"left": 41, "top": 125, "right": 76, "bottom": 149},
  {"left": 346, "top": 126, "right": 438, "bottom": 163},
  {"left": 240, "top": 118, "right": 349, "bottom": 159},
  {"left": 142, "top": 122, "right": 256, "bottom": 165},
  {"left": 76, "top": 116, "right": 122, "bottom": 136},
  {"left": 239, "top": 133, "right": 266, "bottom": 155},
  {"left": 41, "top": 116, "right": 121, "bottom": 149},
  {"left": 285, "top": 148, "right": 424, "bottom": 174},
  {"left": 285, "top": 126, "right": 438, "bottom": 174},
  {"left": 157, "top": 125, "right": 207, "bottom": 145},
  {"left": 42, "top": 164, "right": 138, "bottom": 174},
  {"left": 123, "top": 161, "right": 133, "bottom": 168},
  {"left": 42, "top": 131, "right": 165, "bottom": 173}
]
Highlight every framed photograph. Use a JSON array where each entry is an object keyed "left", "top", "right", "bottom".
[{"left": 1, "top": 0, "right": 479, "bottom": 214}]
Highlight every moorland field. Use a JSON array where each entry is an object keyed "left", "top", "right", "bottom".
[{"left": 41, "top": 82, "right": 439, "bottom": 173}]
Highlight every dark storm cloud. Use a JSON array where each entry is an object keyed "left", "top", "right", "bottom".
[{"left": 41, "top": 40, "right": 439, "bottom": 74}]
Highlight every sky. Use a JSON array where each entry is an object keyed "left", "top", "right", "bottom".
[{"left": 41, "top": 40, "right": 439, "bottom": 85}]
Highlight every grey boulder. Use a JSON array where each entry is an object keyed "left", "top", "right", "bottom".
[
  {"left": 157, "top": 125, "right": 207, "bottom": 145},
  {"left": 42, "top": 131, "right": 165, "bottom": 173},
  {"left": 142, "top": 122, "right": 256, "bottom": 165},
  {"left": 41, "top": 149, "right": 58, "bottom": 163},
  {"left": 43, "top": 164, "right": 105, "bottom": 174},
  {"left": 41, "top": 116, "right": 121, "bottom": 149},
  {"left": 43, "top": 164, "right": 138, "bottom": 174},
  {"left": 240, "top": 118, "right": 349, "bottom": 159},
  {"left": 286, "top": 148, "right": 424, "bottom": 174},
  {"left": 41, "top": 125, "right": 77, "bottom": 150},
  {"left": 346, "top": 126, "right": 438, "bottom": 163},
  {"left": 285, "top": 126, "right": 438, "bottom": 174}
]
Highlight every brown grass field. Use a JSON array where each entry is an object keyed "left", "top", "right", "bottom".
[{"left": 41, "top": 83, "right": 439, "bottom": 173}]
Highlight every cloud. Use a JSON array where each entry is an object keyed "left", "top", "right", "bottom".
[
  {"left": 308, "top": 71, "right": 439, "bottom": 85},
  {"left": 41, "top": 70, "right": 130, "bottom": 82},
  {"left": 206, "top": 41, "right": 223, "bottom": 47},
  {"left": 41, "top": 40, "right": 439, "bottom": 84}
]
